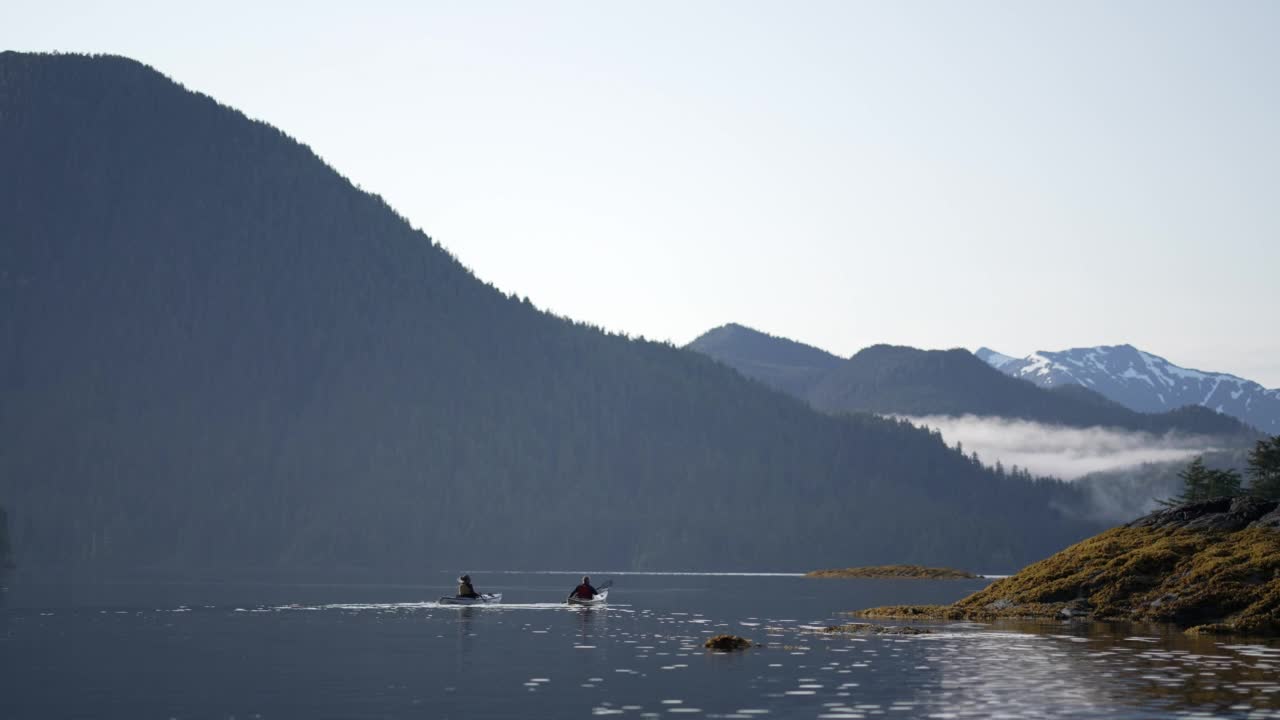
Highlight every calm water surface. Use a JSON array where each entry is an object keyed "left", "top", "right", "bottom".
[{"left": 2, "top": 571, "right": 1278, "bottom": 719}]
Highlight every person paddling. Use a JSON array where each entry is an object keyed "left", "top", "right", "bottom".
[
  {"left": 567, "top": 575, "right": 598, "bottom": 601},
  {"left": 457, "top": 574, "right": 481, "bottom": 599}
]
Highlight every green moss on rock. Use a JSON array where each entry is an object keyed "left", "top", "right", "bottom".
[{"left": 855, "top": 498, "right": 1280, "bottom": 636}]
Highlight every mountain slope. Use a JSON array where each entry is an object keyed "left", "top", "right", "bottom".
[
  {"left": 0, "top": 506, "right": 11, "bottom": 568},
  {"left": 978, "top": 345, "right": 1280, "bottom": 434},
  {"left": 805, "top": 346, "right": 1253, "bottom": 436},
  {"left": 0, "top": 52, "right": 1098, "bottom": 574},
  {"left": 686, "top": 324, "right": 843, "bottom": 396}
]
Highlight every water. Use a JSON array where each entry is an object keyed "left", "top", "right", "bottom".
[{"left": 2, "top": 572, "right": 1279, "bottom": 719}]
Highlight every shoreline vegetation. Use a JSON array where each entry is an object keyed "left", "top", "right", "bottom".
[
  {"left": 806, "top": 565, "right": 980, "bottom": 580},
  {"left": 854, "top": 497, "right": 1280, "bottom": 636}
]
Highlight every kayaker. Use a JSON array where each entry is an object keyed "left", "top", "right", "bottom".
[
  {"left": 567, "top": 575, "right": 597, "bottom": 601},
  {"left": 457, "top": 574, "right": 481, "bottom": 599}
]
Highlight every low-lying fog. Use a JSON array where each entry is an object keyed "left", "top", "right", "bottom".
[
  {"left": 901, "top": 414, "right": 1241, "bottom": 522},
  {"left": 903, "top": 415, "right": 1218, "bottom": 480}
]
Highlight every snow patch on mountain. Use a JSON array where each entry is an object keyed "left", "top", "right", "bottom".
[{"left": 977, "top": 345, "right": 1280, "bottom": 434}]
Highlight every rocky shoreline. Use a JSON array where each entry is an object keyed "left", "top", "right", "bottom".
[{"left": 855, "top": 497, "right": 1280, "bottom": 636}]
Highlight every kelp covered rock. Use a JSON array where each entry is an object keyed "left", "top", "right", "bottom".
[{"left": 807, "top": 565, "right": 978, "bottom": 579}]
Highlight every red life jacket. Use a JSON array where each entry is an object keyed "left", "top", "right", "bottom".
[{"left": 573, "top": 583, "right": 596, "bottom": 599}]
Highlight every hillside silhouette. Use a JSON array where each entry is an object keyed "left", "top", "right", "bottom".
[{"left": 0, "top": 52, "right": 1100, "bottom": 573}]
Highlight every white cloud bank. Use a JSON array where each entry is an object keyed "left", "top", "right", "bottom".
[{"left": 901, "top": 415, "right": 1220, "bottom": 481}]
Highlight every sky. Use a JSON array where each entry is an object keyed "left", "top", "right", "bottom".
[{"left": 5, "top": 1, "right": 1279, "bottom": 386}]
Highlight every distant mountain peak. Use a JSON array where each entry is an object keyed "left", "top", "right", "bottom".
[
  {"left": 974, "top": 347, "right": 1016, "bottom": 369},
  {"left": 686, "top": 323, "right": 843, "bottom": 396},
  {"left": 976, "top": 344, "right": 1280, "bottom": 433},
  {"left": 691, "top": 322, "right": 768, "bottom": 344}
]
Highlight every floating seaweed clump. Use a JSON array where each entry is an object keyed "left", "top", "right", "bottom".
[{"left": 704, "top": 634, "right": 752, "bottom": 651}]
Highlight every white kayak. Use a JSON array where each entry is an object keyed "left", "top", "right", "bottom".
[
  {"left": 567, "top": 589, "right": 608, "bottom": 606},
  {"left": 437, "top": 593, "right": 502, "bottom": 606}
]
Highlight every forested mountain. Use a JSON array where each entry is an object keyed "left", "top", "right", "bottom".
[
  {"left": 977, "top": 345, "right": 1280, "bottom": 434},
  {"left": 686, "top": 326, "right": 1256, "bottom": 438},
  {"left": 686, "top": 324, "right": 843, "bottom": 396},
  {"left": 0, "top": 52, "right": 1099, "bottom": 574},
  {"left": 0, "top": 506, "right": 11, "bottom": 568}
]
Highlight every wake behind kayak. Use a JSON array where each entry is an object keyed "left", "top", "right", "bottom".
[
  {"left": 437, "top": 593, "right": 502, "bottom": 606},
  {"left": 566, "top": 589, "right": 608, "bottom": 607}
]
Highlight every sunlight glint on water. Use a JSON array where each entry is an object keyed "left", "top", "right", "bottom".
[{"left": 1, "top": 572, "right": 1279, "bottom": 718}]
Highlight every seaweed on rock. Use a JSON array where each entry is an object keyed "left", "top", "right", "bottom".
[{"left": 856, "top": 497, "right": 1280, "bottom": 636}]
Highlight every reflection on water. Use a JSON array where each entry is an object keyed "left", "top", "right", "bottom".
[
  {"left": 1, "top": 573, "right": 1278, "bottom": 719},
  {"left": 574, "top": 614, "right": 1280, "bottom": 719},
  {"left": 878, "top": 623, "right": 1280, "bottom": 719}
]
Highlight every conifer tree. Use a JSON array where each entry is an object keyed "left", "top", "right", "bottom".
[
  {"left": 1247, "top": 435, "right": 1280, "bottom": 500},
  {"left": 1205, "top": 468, "right": 1242, "bottom": 498},
  {"left": 1160, "top": 456, "right": 1211, "bottom": 506}
]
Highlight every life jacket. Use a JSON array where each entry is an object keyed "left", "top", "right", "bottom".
[
  {"left": 458, "top": 581, "right": 479, "bottom": 598},
  {"left": 572, "top": 583, "right": 596, "bottom": 599}
]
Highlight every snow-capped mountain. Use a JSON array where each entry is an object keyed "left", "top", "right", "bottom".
[{"left": 975, "top": 345, "right": 1280, "bottom": 434}]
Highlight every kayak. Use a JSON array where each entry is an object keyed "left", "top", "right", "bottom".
[
  {"left": 567, "top": 589, "right": 608, "bottom": 606},
  {"left": 437, "top": 593, "right": 502, "bottom": 605}
]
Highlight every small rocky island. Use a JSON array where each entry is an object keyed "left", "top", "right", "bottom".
[
  {"left": 807, "top": 564, "right": 979, "bottom": 579},
  {"left": 856, "top": 497, "right": 1280, "bottom": 636}
]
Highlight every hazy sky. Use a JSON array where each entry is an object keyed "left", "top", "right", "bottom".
[{"left": 6, "top": 1, "right": 1279, "bottom": 385}]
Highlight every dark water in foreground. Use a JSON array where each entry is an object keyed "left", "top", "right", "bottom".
[{"left": 2, "top": 571, "right": 1279, "bottom": 719}]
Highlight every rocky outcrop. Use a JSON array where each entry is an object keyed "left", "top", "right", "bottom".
[
  {"left": 856, "top": 498, "right": 1280, "bottom": 636},
  {"left": 1254, "top": 508, "right": 1280, "bottom": 530},
  {"left": 1126, "top": 496, "right": 1279, "bottom": 532}
]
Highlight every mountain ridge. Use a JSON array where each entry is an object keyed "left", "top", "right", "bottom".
[
  {"left": 687, "top": 325, "right": 1258, "bottom": 438},
  {"left": 809, "top": 344, "right": 1253, "bottom": 436}
]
